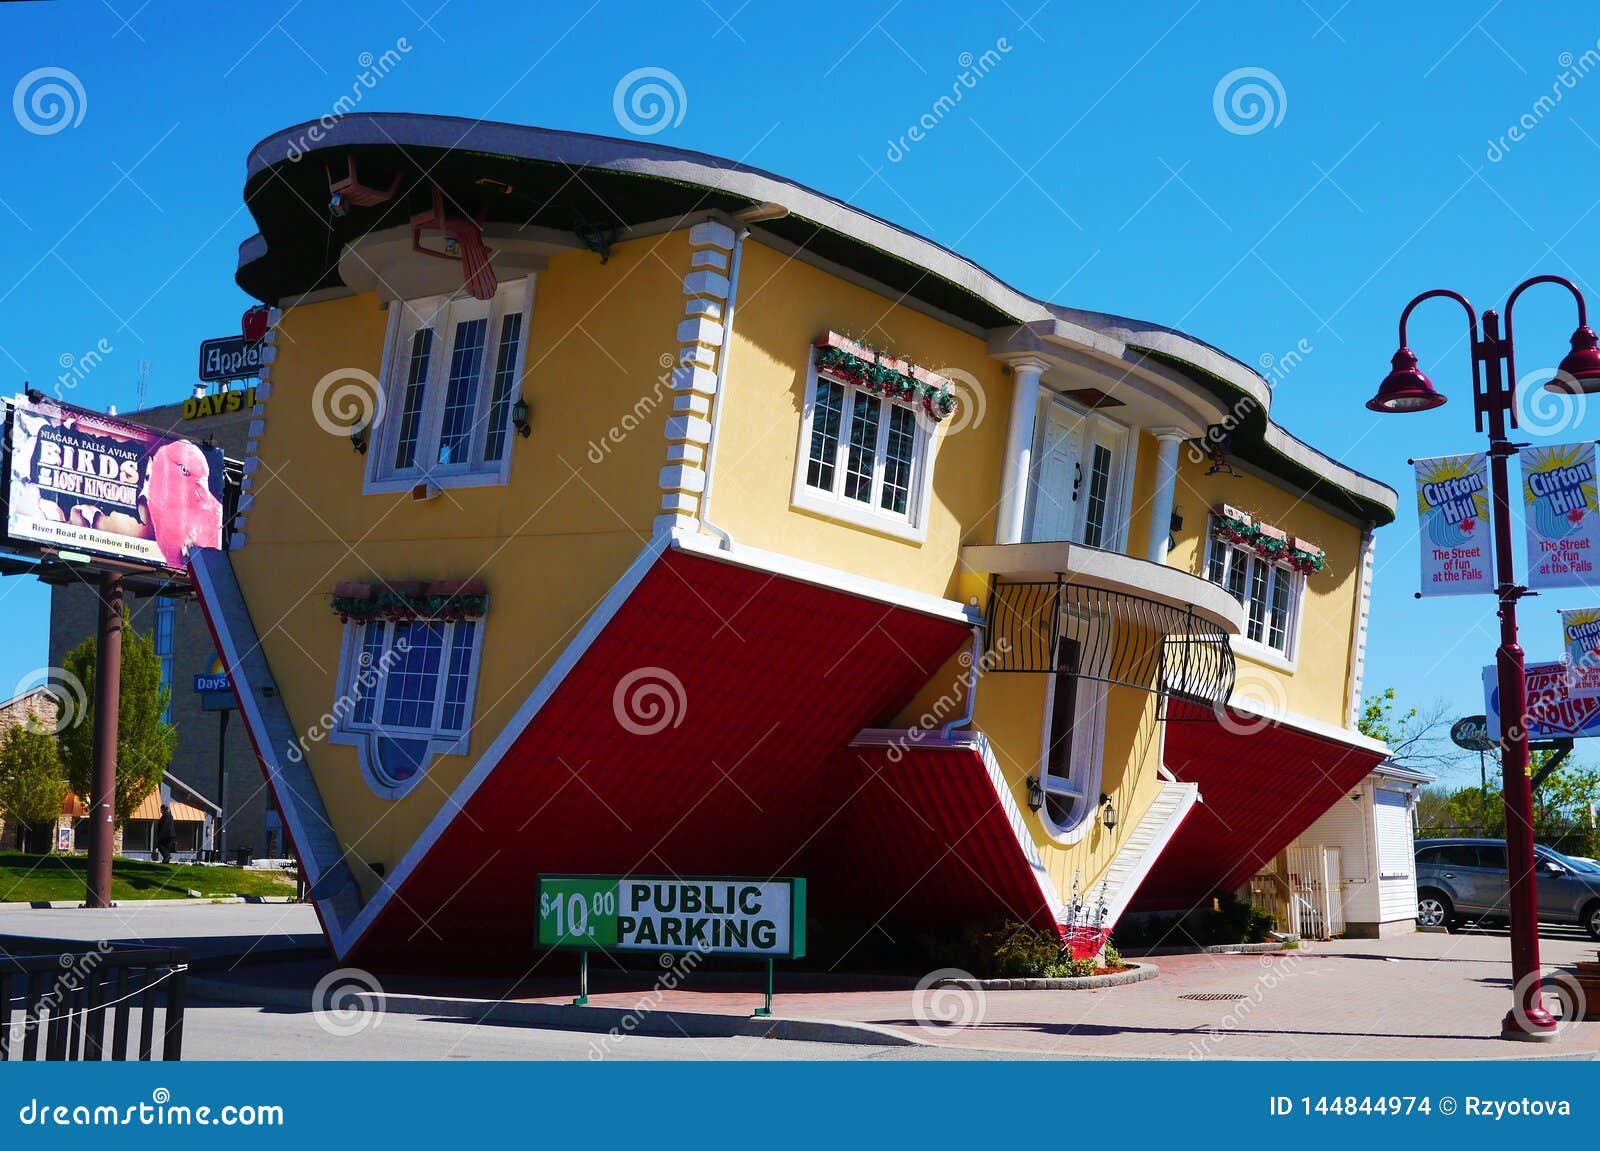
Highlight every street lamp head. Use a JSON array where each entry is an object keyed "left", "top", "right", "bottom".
[
  {"left": 1367, "top": 347, "right": 1447, "bottom": 413},
  {"left": 1547, "top": 325, "right": 1600, "bottom": 394}
]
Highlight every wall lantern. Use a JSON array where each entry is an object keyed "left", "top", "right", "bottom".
[
  {"left": 1099, "top": 793, "right": 1118, "bottom": 831},
  {"left": 350, "top": 422, "right": 369, "bottom": 454},
  {"left": 1026, "top": 776, "right": 1044, "bottom": 813},
  {"left": 512, "top": 397, "right": 532, "bottom": 439}
]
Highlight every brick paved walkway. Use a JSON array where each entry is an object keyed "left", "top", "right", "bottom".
[{"left": 196, "top": 926, "right": 1598, "bottom": 1059}]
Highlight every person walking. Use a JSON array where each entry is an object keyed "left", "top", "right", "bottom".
[{"left": 156, "top": 804, "right": 178, "bottom": 864}]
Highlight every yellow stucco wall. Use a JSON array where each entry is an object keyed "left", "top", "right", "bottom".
[
  {"left": 234, "top": 217, "right": 1372, "bottom": 918},
  {"left": 232, "top": 232, "right": 691, "bottom": 882},
  {"left": 1165, "top": 452, "right": 1365, "bottom": 728},
  {"left": 707, "top": 240, "right": 1010, "bottom": 593}
]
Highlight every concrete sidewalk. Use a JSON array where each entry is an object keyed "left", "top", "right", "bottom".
[
  {"left": 5, "top": 904, "right": 1595, "bottom": 1058},
  {"left": 189, "top": 930, "right": 1599, "bottom": 1059}
]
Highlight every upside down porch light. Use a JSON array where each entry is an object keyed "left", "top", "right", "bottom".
[
  {"left": 350, "top": 422, "right": 369, "bottom": 454},
  {"left": 512, "top": 397, "right": 531, "bottom": 439},
  {"left": 1099, "top": 793, "right": 1117, "bottom": 831},
  {"left": 1026, "top": 775, "right": 1044, "bottom": 812}
]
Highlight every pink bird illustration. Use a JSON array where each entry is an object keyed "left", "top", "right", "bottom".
[{"left": 146, "top": 440, "right": 222, "bottom": 568}]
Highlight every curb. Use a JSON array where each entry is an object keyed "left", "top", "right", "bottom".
[
  {"left": 932, "top": 961, "right": 1158, "bottom": 991},
  {"left": 187, "top": 977, "right": 928, "bottom": 1048},
  {"left": 1124, "top": 941, "right": 1302, "bottom": 958}
]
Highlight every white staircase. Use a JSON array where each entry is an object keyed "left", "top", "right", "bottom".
[{"left": 1085, "top": 778, "right": 1199, "bottom": 925}]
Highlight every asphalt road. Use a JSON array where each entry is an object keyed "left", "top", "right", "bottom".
[{"left": 177, "top": 1000, "right": 1017, "bottom": 1060}]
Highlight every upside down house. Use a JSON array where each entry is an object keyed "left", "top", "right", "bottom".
[{"left": 193, "top": 115, "right": 1396, "bottom": 969}]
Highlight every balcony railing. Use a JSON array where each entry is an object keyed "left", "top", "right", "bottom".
[{"left": 982, "top": 576, "right": 1236, "bottom": 713}]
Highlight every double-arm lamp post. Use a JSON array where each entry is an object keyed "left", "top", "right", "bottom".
[{"left": 1368, "top": 274, "right": 1600, "bottom": 1041}]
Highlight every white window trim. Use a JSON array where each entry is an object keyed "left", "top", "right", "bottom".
[
  {"left": 1024, "top": 396, "right": 1137, "bottom": 552},
  {"left": 1036, "top": 650, "right": 1109, "bottom": 845},
  {"left": 1206, "top": 520, "right": 1305, "bottom": 673},
  {"left": 363, "top": 277, "right": 535, "bottom": 495},
  {"left": 328, "top": 614, "right": 487, "bottom": 800},
  {"left": 790, "top": 354, "right": 941, "bottom": 544}
]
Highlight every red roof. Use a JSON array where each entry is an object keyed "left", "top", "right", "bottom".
[
  {"left": 1129, "top": 702, "right": 1385, "bottom": 912},
  {"left": 347, "top": 548, "right": 975, "bottom": 968},
  {"left": 795, "top": 743, "right": 1058, "bottom": 935}
]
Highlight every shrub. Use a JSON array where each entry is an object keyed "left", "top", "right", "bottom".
[
  {"left": 1101, "top": 942, "right": 1123, "bottom": 969},
  {"left": 962, "top": 920, "right": 1066, "bottom": 978}
]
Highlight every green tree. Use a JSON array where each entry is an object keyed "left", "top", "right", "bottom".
[
  {"left": 57, "top": 609, "right": 177, "bottom": 822},
  {"left": 0, "top": 718, "right": 68, "bottom": 850},
  {"left": 1357, "top": 687, "right": 1450, "bottom": 770}
]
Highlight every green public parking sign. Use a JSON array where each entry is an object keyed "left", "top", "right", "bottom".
[{"left": 537, "top": 875, "right": 806, "bottom": 958}]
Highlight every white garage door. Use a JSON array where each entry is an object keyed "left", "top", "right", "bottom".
[{"left": 1375, "top": 789, "right": 1413, "bottom": 879}]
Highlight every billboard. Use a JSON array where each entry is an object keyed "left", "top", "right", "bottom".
[
  {"left": 1484, "top": 660, "right": 1600, "bottom": 741},
  {"left": 4, "top": 395, "right": 224, "bottom": 572}
]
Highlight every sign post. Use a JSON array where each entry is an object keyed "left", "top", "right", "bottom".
[
  {"left": 537, "top": 875, "right": 806, "bottom": 1015},
  {"left": 193, "top": 656, "right": 234, "bottom": 857}
]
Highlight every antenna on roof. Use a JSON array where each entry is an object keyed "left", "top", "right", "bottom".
[{"left": 135, "top": 359, "right": 150, "bottom": 410}]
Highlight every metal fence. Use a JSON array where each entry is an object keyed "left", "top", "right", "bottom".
[
  {"left": 982, "top": 577, "right": 1235, "bottom": 711},
  {"left": 0, "top": 941, "right": 188, "bottom": 1061}
]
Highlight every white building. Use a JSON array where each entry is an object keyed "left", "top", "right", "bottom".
[{"left": 1255, "top": 763, "right": 1433, "bottom": 939}]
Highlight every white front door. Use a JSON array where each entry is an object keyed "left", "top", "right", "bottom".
[{"left": 1027, "top": 400, "right": 1131, "bottom": 547}]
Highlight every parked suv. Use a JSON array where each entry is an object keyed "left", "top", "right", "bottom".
[{"left": 1414, "top": 838, "right": 1600, "bottom": 939}]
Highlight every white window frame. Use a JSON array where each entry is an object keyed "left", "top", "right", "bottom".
[
  {"left": 364, "top": 276, "right": 535, "bottom": 494},
  {"left": 790, "top": 353, "right": 941, "bottom": 543},
  {"left": 329, "top": 614, "right": 487, "bottom": 800},
  {"left": 1204, "top": 519, "right": 1305, "bottom": 672},
  {"left": 1036, "top": 637, "right": 1110, "bottom": 844}
]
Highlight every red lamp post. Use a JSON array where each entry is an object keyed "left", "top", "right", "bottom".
[{"left": 1369, "top": 275, "right": 1600, "bottom": 1041}]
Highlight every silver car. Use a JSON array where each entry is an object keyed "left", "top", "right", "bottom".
[{"left": 1414, "top": 837, "right": 1600, "bottom": 939}]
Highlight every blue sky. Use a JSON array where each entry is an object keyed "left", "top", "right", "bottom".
[{"left": 4, "top": 0, "right": 1600, "bottom": 787}]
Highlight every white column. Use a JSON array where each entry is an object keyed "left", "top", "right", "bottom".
[
  {"left": 1145, "top": 428, "right": 1188, "bottom": 564},
  {"left": 995, "top": 357, "right": 1049, "bottom": 545}
]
